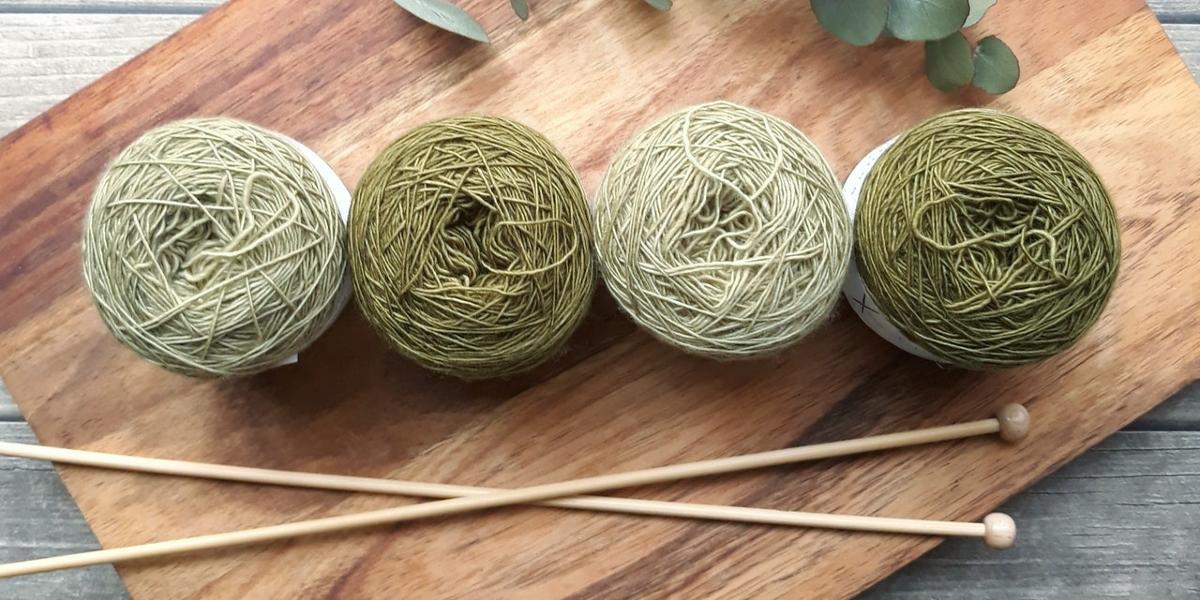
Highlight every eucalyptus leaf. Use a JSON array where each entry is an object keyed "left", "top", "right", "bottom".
[
  {"left": 394, "top": 0, "right": 490, "bottom": 43},
  {"left": 643, "top": 0, "right": 672, "bottom": 11},
  {"left": 888, "top": 0, "right": 969, "bottom": 41},
  {"left": 510, "top": 0, "right": 529, "bottom": 20},
  {"left": 924, "top": 32, "right": 973, "bottom": 91},
  {"left": 812, "top": 0, "right": 889, "bottom": 46},
  {"left": 963, "top": 0, "right": 996, "bottom": 28},
  {"left": 972, "top": 35, "right": 1019, "bottom": 94}
]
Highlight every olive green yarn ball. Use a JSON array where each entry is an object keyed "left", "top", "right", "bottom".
[
  {"left": 349, "top": 115, "right": 595, "bottom": 379},
  {"left": 855, "top": 109, "right": 1121, "bottom": 369},
  {"left": 82, "top": 117, "right": 348, "bottom": 377},
  {"left": 593, "top": 101, "right": 852, "bottom": 359}
]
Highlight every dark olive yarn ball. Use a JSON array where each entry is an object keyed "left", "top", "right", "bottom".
[
  {"left": 855, "top": 109, "right": 1120, "bottom": 369},
  {"left": 349, "top": 115, "right": 595, "bottom": 379}
]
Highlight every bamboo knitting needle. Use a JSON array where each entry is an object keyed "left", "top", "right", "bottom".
[
  {"left": 0, "top": 405, "right": 1025, "bottom": 538},
  {"left": 0, "top": 403, "right": 1029, "bottom": 506},
  {"left": 0, "top": 404, "right": 1028, "bottom": 577}
]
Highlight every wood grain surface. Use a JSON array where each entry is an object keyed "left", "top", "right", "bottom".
[{"left": 0, "top": 0, "right": 1199, "bottom": 597}]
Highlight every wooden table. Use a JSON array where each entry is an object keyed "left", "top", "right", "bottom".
[{"left": 0, "top": 2, "right": 1197, "bottom": 597}]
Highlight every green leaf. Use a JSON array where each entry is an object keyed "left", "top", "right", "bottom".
[
  {"left": 888, "top": 0, "right": 969, "bottom": 41},
  {"left": 963, "top": 0, "right": 996, "bottom": 28},
  {"left": 394, "top": 0, "right": 490, "bottom": 43},
  {"left": 510, "top": 0, "right": 529, "bottom": 20},
  {"left": 924, "top": 32, "right": 974, "bottom": 91},
  {"left": 643, "top": 0, "right": 672, "bottom": 10},
  {"left": 812, "top": 0, "right": 889, "bottom": 46},
  {"left": 972, "top": 35, "right": 1019, "bottom": 94}
]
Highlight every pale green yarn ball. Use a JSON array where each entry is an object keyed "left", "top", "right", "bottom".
[
  {"left": 593, "top": 101, "right": 851, "bottom": 358},
  {"left": 82, "top": 118, "right": 347, "bottom": 377}
]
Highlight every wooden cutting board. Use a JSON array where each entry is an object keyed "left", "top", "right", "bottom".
[{"left": 1, "top": 0, "right": 1198, "bottom": 597}]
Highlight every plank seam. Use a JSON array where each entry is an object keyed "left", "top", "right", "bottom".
[
  {"left": 1157, "top": 13, "right": 1200, "bottom": 24},
  {"left": 0, "top": 3, "right": 212, "bottom": 15}
]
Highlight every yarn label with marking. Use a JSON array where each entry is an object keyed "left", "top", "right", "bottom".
[
  {"left": 841, "top": 139, "right": 940, "bottom": 363},
  {"left": 275, "top": 134, "right": 353, "bottom": 367}
]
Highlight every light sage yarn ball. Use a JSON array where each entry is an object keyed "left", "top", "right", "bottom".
[
  {"left": 855, "top": 109, "right": 1120, "bottom": 369},
  {"left": 593, "top": 101, "right": 851, "bottom": 358},
  {"left": 82, "top": 118, "right": 347, "bottom": 377},
  {"left": 349, "top": 115, "right": 595, "bottom": 379}
]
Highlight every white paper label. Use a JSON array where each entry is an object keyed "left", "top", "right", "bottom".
[
  {"left": 273, "top": 134, "right": 353, "bottom": 367},
  {"left": 841, "top": 138, "right": 940, "bottom": 362}
]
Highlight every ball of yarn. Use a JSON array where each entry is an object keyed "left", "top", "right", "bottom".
[
  {"left": 855, "top": 109, "right": 1120, "bottom": 369},
  {"left": 593, "top": 101, "right": 851, "bottom": 358},
  {"left": 349, "top": 115, "right": 595, "bottom": 379},
  {"left": 82, "top": 117, "right": 347, "bottom": 377}
]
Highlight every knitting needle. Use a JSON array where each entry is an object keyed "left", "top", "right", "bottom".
[
  {"left": 0, "top": 404, "right": 1028, "bottom": 528},
  {"left": 0, "top": 403, "right": 1026, "bottom": 536},
  {"left": 0, "top": 404, "right": 1027, "bottom": 577},
  {"left": 0, "top": 403, "right": 1028, "bottom": 527},
  {"left": 0, "top": 403, "right": 1030, "bottom": 499}
]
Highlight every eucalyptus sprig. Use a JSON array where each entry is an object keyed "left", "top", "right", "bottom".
[
  {"left": 393, "top": 0, "right": 672, "bottom": 44},
  {"left": 391, "top": 0, "right": 1016, "bottom": 94},
  {"left": 811, "top": 0, "right": 1019, "bottom": 94}
]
